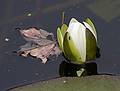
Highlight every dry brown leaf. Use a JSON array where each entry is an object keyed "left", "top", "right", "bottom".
[
  {"left": 17, "top": 28, "right": 61, "bottom": 63},
  {"left": 20, "top": 28, "right": 54, "bottom": 39}
]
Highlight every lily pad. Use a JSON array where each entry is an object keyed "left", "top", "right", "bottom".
[{"left": 8, "top": 75, "right": 120, "bottom": 91}]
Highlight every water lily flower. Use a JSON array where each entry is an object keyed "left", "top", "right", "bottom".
[{"left": 57, "top": 18, "right": 97, "bottom": 64}]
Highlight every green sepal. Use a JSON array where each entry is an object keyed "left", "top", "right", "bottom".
[
  {"left": 57, "top": 24, "right": 68, "bottom": 51},
  {"left": 86, "top": 29, "right": 97, "bottom": 61},
  {"left": 57, "top": 27, "right": 63, "bottom": 50},
  {"left": 63, "top": 32, "right": 83, "bottom": 64},
  {"left": 85, "top": 18, "right": 97, "bottom": 37},
  {"left": 61, "top": 24, "right": 68, "bottom": 37}
]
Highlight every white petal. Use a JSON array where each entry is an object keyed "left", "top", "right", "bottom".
[
  {"left": 67, "top": 22, "right": 86, "bottom": 62},
  {"left": 83, "top": 22, "right": 97, "bottom": 41},
  {"left": 69, "top": 18, "right": 79, "bottom": 25}
]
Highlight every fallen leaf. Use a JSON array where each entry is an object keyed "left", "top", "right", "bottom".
[
  {"left": 20, "top": 28, "right": 54, "bottom": 39},
  {"left": 17, "top": 28, "right": 61, "bottom": 63}
]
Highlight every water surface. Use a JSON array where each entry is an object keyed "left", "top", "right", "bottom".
[{"left": 0, "top": 0, "right": 120, "bottom": 90}]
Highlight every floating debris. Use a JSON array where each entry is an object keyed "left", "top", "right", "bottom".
[
  {"left": 27, "top": 13, "right": 32, "bottom": 17},
  {"left": 17, "top": 28, "right": 61, "bottom": 63},
  {"left": 5, "top": 37, "right": 10, "bottom": 42}
]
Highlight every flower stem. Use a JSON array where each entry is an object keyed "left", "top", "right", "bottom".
[{"left": 61, "top": 11, "right": 65, "bottom": 25}]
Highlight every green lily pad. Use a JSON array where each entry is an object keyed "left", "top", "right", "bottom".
[{"left": 8, "top": 75, "right": 120, "bottom": 91}]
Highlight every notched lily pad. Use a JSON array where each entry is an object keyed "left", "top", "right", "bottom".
[{"left": 17, "top": 27, "right": 61, "bottom": 63}]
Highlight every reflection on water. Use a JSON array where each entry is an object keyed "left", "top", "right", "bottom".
[
  {"left": 88, "top": 0, "right": 120, "bottom": 22},
  {"left": 59, "top": 61, "right": 98, "bottom": 77},
  {"left": 42, "top": 0, "right": 85, "bottom": 13},
  {"left": 1, "top": 0, "right": 120, "bottom": 26},
  {"left": 0, "top": 0, "right": 85, "bottom": 26}
]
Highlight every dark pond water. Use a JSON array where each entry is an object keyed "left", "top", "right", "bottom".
[{"left": 0, "top": 0, "right": 120, "bottom": 90}]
